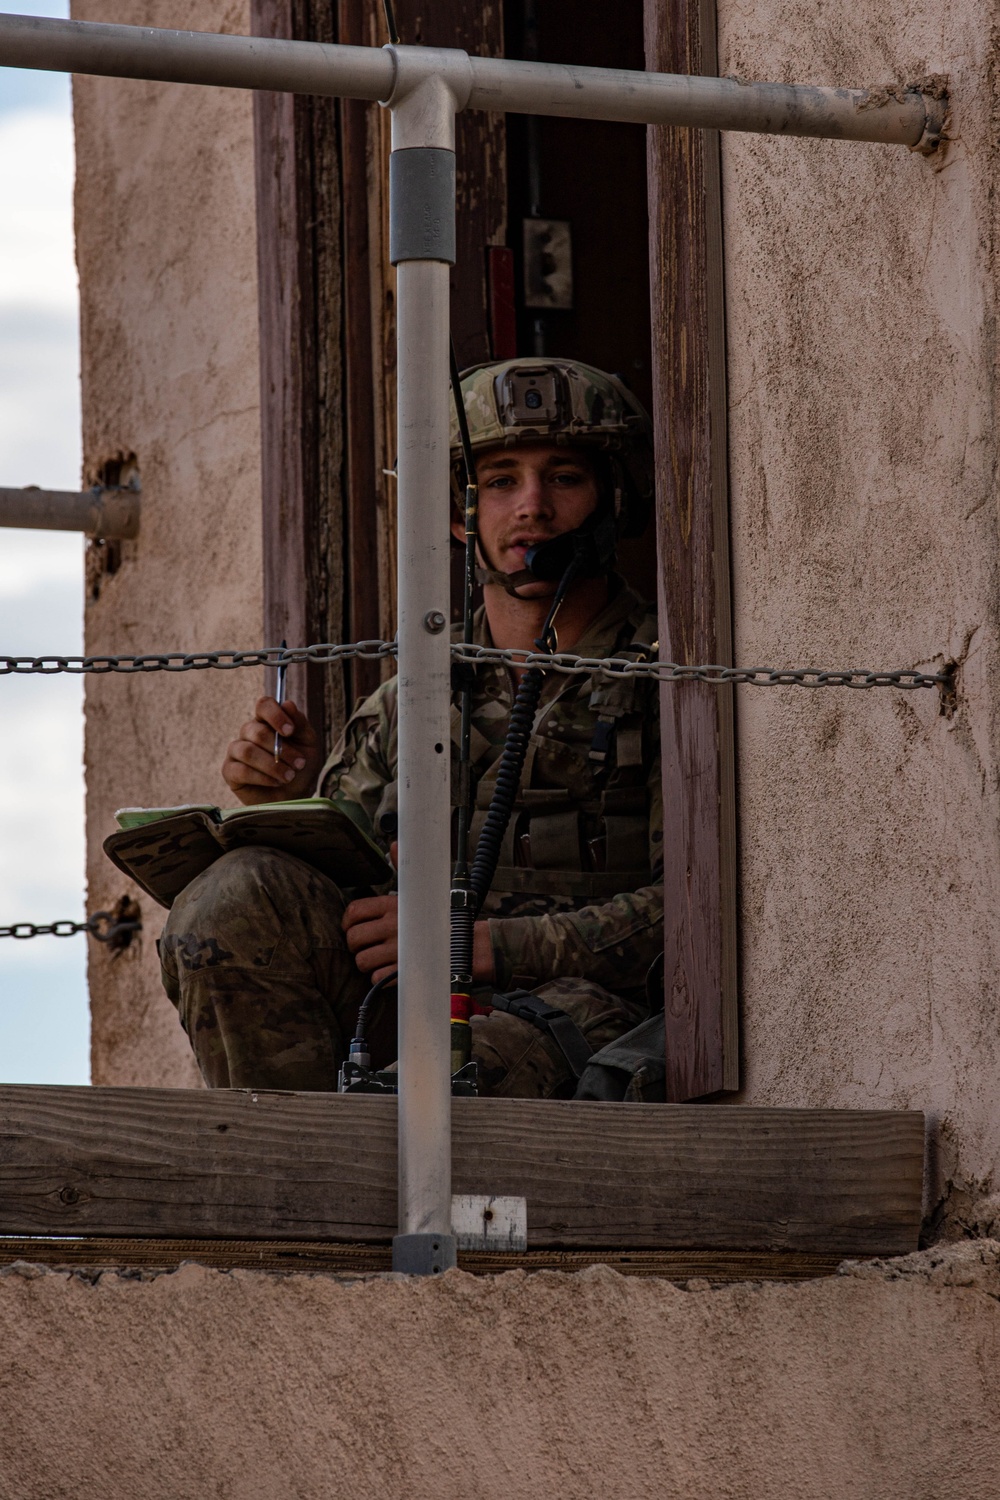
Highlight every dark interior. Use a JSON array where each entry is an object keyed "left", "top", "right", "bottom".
[{"left": 502, "top": 0, "right": 656, "bottom": 606}]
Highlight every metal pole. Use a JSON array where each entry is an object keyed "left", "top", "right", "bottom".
[
  {"left": 0, "top": 14, "right": 944, "bottom": 149},
  {"left": 0, "top": 485, "right": 140, "bottom": 538},
  {"left": 0, "top": 13, "right": 393, "bottom": 99},
  {"left": 387, "top": 52, "right": 470, "bottom": 1276},
  {"left": 465, "top": 61, "right": 943, "bottom": 148}
]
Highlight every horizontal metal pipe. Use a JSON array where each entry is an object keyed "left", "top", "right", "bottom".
[
  {"left": 0, "top": 13, "right": 394, "bottom": 100},
  {"left": 468, "top": 59, "right": 939, "bottom": 147},
  {"left": 0, "top": 486, "right": 140, "bottom": 539},
  {"left": 0, "top": 14, "right": 943, "bottom": 147}
]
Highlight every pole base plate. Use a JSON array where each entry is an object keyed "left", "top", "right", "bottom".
[{"left": 392, "top": 1232, "right": 457, "bottom": 1275}]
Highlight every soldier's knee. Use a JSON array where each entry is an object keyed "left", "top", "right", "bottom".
[
  {"left": 162, "top": 846, "right": 293, "bottom": 961},
  {"left": 166, "top": 846, "right": 307, "bottom": 927},
  {"left": 161, "top": 845, "right": 348, "bottom": 984},
  {"left": 195, "top": 845, "right": 292, "bottom": 902}
]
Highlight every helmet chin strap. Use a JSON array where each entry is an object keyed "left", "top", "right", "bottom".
[
  {"left": 474, "top": 564, "right": 539, "bottom": 596},
  {"left": 474, "top": 496, "right": 620, "bottom": 599}
]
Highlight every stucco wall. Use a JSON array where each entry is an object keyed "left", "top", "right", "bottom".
[
  {"left": 718, "top": 0, "right": 1000, "bottom": 1222},
  {"left": 2, "top": 1243, "right": 999, "bottom": 1498},
  {"left": 74, "top": 0, "right": 262, "bottom": 1086}
]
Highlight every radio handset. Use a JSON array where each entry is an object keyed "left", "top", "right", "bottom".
[{"left": 523, "top": 504, "right": 617, "bottom": 583}]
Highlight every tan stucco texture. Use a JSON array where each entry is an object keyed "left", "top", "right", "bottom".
[
  {"left": 2, "top": 1243, "right": 1000, "bottom": 1499},
  {"left": 73, "top": 0, "right": 261, "bottom": 1087},
  {"left": 718, "top": 3, "right": 1000, "bottom": 1218}
]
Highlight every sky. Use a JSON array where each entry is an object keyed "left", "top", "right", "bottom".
[{"left": 0, "top": 0, "right": 90, "bottom": 1084}]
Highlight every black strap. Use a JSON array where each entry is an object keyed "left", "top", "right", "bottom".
[
  {"left": 489, "top": 990, "right": 594, "bottom": 1079},
  {"left": 588, "top": 713, "right": 617, "bottom": 766}
]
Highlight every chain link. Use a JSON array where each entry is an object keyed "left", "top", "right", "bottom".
[
  {"left": 0, "top": 641, "right": 395, "bottom": 676},
  {"left": 0, "top": 639, "right": 950, "bottom": 689},
  {"left": 0, "top": 919, "right": 91, "bottom": 939},
  {"left": 452, "top": 644, "right": 950, "bottom": 689},
  {"left": 0, "top": 645, "right": 948, "bottom": 938},
  {"left": 0, "top": 911, "right": 142, "bottom": 942}
]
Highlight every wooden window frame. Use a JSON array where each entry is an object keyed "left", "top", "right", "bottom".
[
  {"left": 251, "top": 0, "right": 739, "bottom": 1103},
  {"left": 647, "top": 0, "right": 739, "bottom": 1100}
]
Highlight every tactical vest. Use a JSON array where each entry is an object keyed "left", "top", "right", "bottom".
[{"left": 453, "top": 601, "right": 659, "bottom": 909}]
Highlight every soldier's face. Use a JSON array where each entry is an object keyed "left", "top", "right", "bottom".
[{"left": 453, "top": 443, "right": 601, "bottom": 592}]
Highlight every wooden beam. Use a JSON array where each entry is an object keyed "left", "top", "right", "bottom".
[
  {"left": 0, "top": 1088, "right": 924, "bottom": 1255},
  {"left": 645, "top": 0, "right": 738, "bottom": 1100},
  {"left": 0, "top": 1238, "right": 861, "bottom": 1282}
]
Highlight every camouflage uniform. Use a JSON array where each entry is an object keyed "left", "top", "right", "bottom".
[
  {"left": 160, "top": 577, "right": 663, "bottom": 1096},
  {"left": 162, "top": 355, "right": 662, "bottom": 1096}
]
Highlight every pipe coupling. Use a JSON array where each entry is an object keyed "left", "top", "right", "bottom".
[{"left": 382, "top": 45, "right": 472, "bottom": 150}]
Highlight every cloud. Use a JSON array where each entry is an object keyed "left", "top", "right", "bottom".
[
  {"left": 0, "top": 526, "right": 83, "bottom": 599},
  {"left": 0, "top": 59, "right": 86, "bottom": 1080},
  {"left": 0, "top": 110, "right": 77, "bottom": 309},
  {"left": 0, "top": 0, "right": 71, "bottom": 123},
  {"left": 0, "top": 709, "right": 84, "bottom": 917},
  {"left": 0, "top": 567, "right": 86, "bottom": 1080},
  {"left": 0, "top": 107, "right": 80, "bottom": 489},
  {"left": 0, "top": 949, "right": 89, "bottom": 1085},
  {"left": 0, "top": 574, "right": 84, "bottom": 929}
]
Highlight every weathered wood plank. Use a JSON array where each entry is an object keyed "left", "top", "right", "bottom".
[
  {"left": 358, "top": 0, "right": 507, "bottom": 650},
  {"left": 392, "top": 0, "right": 507, "bottom": 369},
  {"left": 0, "top": 1238, "right": 859, "bottom": 1282},
  {"left": 338, "top": 107, "right": 381, "bottom": 701},
  {"left": 252, "top": 0, "right": 347, "bottom": 738},
  {"left": 337, "top": 0, "right": 390, "bottom": 701},
  {"left": 645, "top": 0, "right": 738, "bottom": 1100},
  {"left": 0, "top": 1089, "right": 924, "bottom": 1255}
]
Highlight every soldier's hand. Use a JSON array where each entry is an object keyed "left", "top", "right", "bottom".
[
  {"left": 343, "top": 893, "right": 399, "bottom": 982},
  {"left": 343, "top": 895, "right": 494, "bottom": 987},
  {"left": 222, "top": 697, "right": 322, "bottom": 805}
]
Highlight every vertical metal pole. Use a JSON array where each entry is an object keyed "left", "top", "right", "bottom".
[
  {"left": 393, "top": 256, "right": 454, "bottom": 1272},
  {"left": 388, "top": 67, "right": 464, "bottom": 1275}
]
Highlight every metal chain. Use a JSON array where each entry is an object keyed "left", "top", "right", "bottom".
[
  {"left": 0, "top": 644, "right": 949, "bottom": 939},
  {"left": 0, "top": 911, "right": 142, "bottom": 942},
  {"left": 0, "top": 639, "right": 950, "bottom": 688},
  {"left": 0, "top": 641, "right": 395, "bottom": 676},
  {"left": 452, "top": 644, "right": 949, "bottom": 689}
]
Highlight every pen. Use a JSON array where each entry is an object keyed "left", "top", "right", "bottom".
[{"left": 273, "top": 641, "right": 288, "bottom": 763}]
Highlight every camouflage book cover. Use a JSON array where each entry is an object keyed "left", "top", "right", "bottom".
[{"left": 104, "top": 800, "right": 391, "bottom": 909}]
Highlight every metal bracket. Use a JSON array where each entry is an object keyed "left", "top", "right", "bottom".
[
  {"left": 451, "top": 1194, "right": 527, "bottom": 1252},
  {"left": 392, "top": 1232, "right": 457, "bottom": 1274},
  {"left": 0, "top": 481, "right": 141, "bottom": 539}
]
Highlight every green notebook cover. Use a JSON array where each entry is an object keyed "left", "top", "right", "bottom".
[{"left": 104, "top": 797, "right": 391, "bottom": 909}]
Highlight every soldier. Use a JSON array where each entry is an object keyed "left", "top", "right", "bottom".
[{"left": 159, "top": 358, "right": 664, "bottom": 1098}]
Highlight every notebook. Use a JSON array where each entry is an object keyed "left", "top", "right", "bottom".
[{"left": 104, "top": 797, "right": 391, "bottom": 908}]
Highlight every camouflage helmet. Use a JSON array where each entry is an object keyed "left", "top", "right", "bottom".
[{"left": 450, "top": 358, "right": 654, "bottom": 539}]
